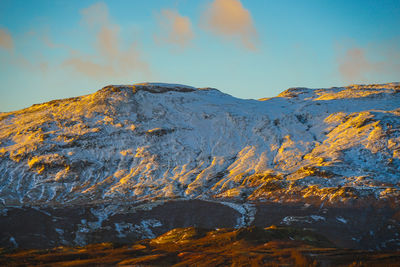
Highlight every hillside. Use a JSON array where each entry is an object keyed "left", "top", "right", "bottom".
[
  {"left": 0, "top": 82, "right": 399, "bottom": 206},
  {"left": 1, "top": 82, "right": 400, "bottom": 249},
  {"left": 3, "top": 226, "right": 400, "bottom": 266}
]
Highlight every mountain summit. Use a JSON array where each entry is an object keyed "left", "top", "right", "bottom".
[{"left": 0, "top": 82, "right": 399, "bottom": 206}]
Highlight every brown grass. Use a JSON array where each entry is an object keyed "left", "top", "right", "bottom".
[{"left": 1, "top": 226, "right": 400, "bottom": 266}]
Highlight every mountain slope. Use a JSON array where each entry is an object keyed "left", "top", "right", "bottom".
[
  {"left": 0, "top": 82, "right": 399, "bottom": 206},
  {"left": 6, "top": 226, "right": 400, "bottom": 266}
]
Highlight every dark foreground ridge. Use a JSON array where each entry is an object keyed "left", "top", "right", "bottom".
[
  {"left": 2, "top": 226, "right": 400, "bottom": 266},
  {"left": 1, "top": 200, "right": 399, "bottom": 251}
]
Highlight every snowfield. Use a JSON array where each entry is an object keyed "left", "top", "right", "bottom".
[{"left": 0, "top": 82, "right": 399, "bottom": 206}]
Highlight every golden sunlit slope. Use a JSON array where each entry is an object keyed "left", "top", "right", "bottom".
[{"left": 0, "top": 82, "right": 399, "bottom": 206}]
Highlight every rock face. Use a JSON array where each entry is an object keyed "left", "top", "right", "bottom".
[{"left": 0, "top": 82, "right": 400, "bottom": 206}]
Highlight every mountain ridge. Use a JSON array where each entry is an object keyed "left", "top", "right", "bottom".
[{"left": 0, "top": 82, "right": 399, "bottom": 207}]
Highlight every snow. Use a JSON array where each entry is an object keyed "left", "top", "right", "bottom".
[
  {"left": 281, "top": 215, "right": 326, "bottom": 225},
  {"left": 9, "top": 237, "right": 18, "bottom": 248},
  {"left": 336, "top": 217, "right": 348, "bottom": 224},
  {"left": 114, "top": 223, "right": 134, "bottom": 238},
  {"left": 0, "top": 82, "right": 399, "bottom": 206},
  {"left": 55, "top": 228, "right": 64, "bottom": 235},
  {"left": 310, "top": 215, "right": 325, "bottom": 221},
  {"left": 0, "top": 208, "right": 7, "bottom": 216},
  {"left": 115, "top": 219, "right": 162, "bottom": 239}
]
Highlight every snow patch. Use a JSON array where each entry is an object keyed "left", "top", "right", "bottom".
[
  {"left": 336, "top": 217, "right": 348, "bottom": 224},
  {"left": 115, "top": 219, "right": 162, "bottom": 239},
  {"left": 282, "top": 215, "right": 326, "bottom": 225},
  {"left": 9, "top": 237, "right": 18, "bottom": 248},
  {"left": 310, "top": 215, "right": 326, "bottom": 221}
]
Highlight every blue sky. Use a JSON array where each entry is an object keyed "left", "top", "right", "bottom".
[{"left": 0, "top": 0, "right": 399, "bottom": 111}]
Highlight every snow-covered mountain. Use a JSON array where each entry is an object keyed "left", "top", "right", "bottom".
[{"left": 1, "top": 82, "right": 399, "bottom": 206}]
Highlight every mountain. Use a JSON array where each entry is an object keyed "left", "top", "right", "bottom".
[
  {"left": 1, "top": 82, "right": 399, "bottom": 206},
  {"left": 1, "top": 82, "right": 400, "bottom": 250},
  {"left": 0, "top": 83, "right": 400, "bottom": 205}
]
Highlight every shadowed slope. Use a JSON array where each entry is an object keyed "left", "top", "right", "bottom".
[{"left": 1, "top": 226, "right": 400, "bottom": 266}]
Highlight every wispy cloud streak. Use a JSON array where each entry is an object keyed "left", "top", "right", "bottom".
[
  {"left": 63, "top": 2, "right": 150, "bottom": 79},
  {"left": 0, "top": 28, "right": 14, "bottom": 52},
  {"left": 337, "top": 40, "right": 400, "bottom": 82}
]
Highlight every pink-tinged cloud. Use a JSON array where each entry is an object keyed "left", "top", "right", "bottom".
[
  {"left": 41, "top": 34, "right": 66, "bottom": 49},
  {"left": 63, "top": 2, "right": 150, "bottom": 79},
  {"left": 0, "top": 28, "right": 14, "bottom": 52},
  {"left": 155, "top": 9, "right": 194, "bottom": 49},
  {"left": 338, "top": 48, "right": 376, "bottom": 81},
  {"left": 337, "top": 42, "right": 400, "bottom": 82},
  {"left": 201, "top": 0, "right": 258, "bottom": 51},
  {"left": 97, "top": 25, "right": 121, "bottom": 60},
  {"left": 80, "top": 2, "right": 110, "bottom": 28},
  {"left": 64, "top": 57, "right": 115, "bottom": 78},
  {"left": 25, "top": 30, "right": 67, "bottom": 49},
  {"left": 1, "top": 30, "right": 50, "bottom": 72}
]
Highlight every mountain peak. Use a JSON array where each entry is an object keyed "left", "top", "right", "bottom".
[
  {"left": 277, "top": 82, "right": 400, "bottom": 100},
  {"left": 99, "top": 82, "right": 198, "bottom": 95},
  {"left": 0, "top": 82, "right": 399, "bottom": 207}
]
